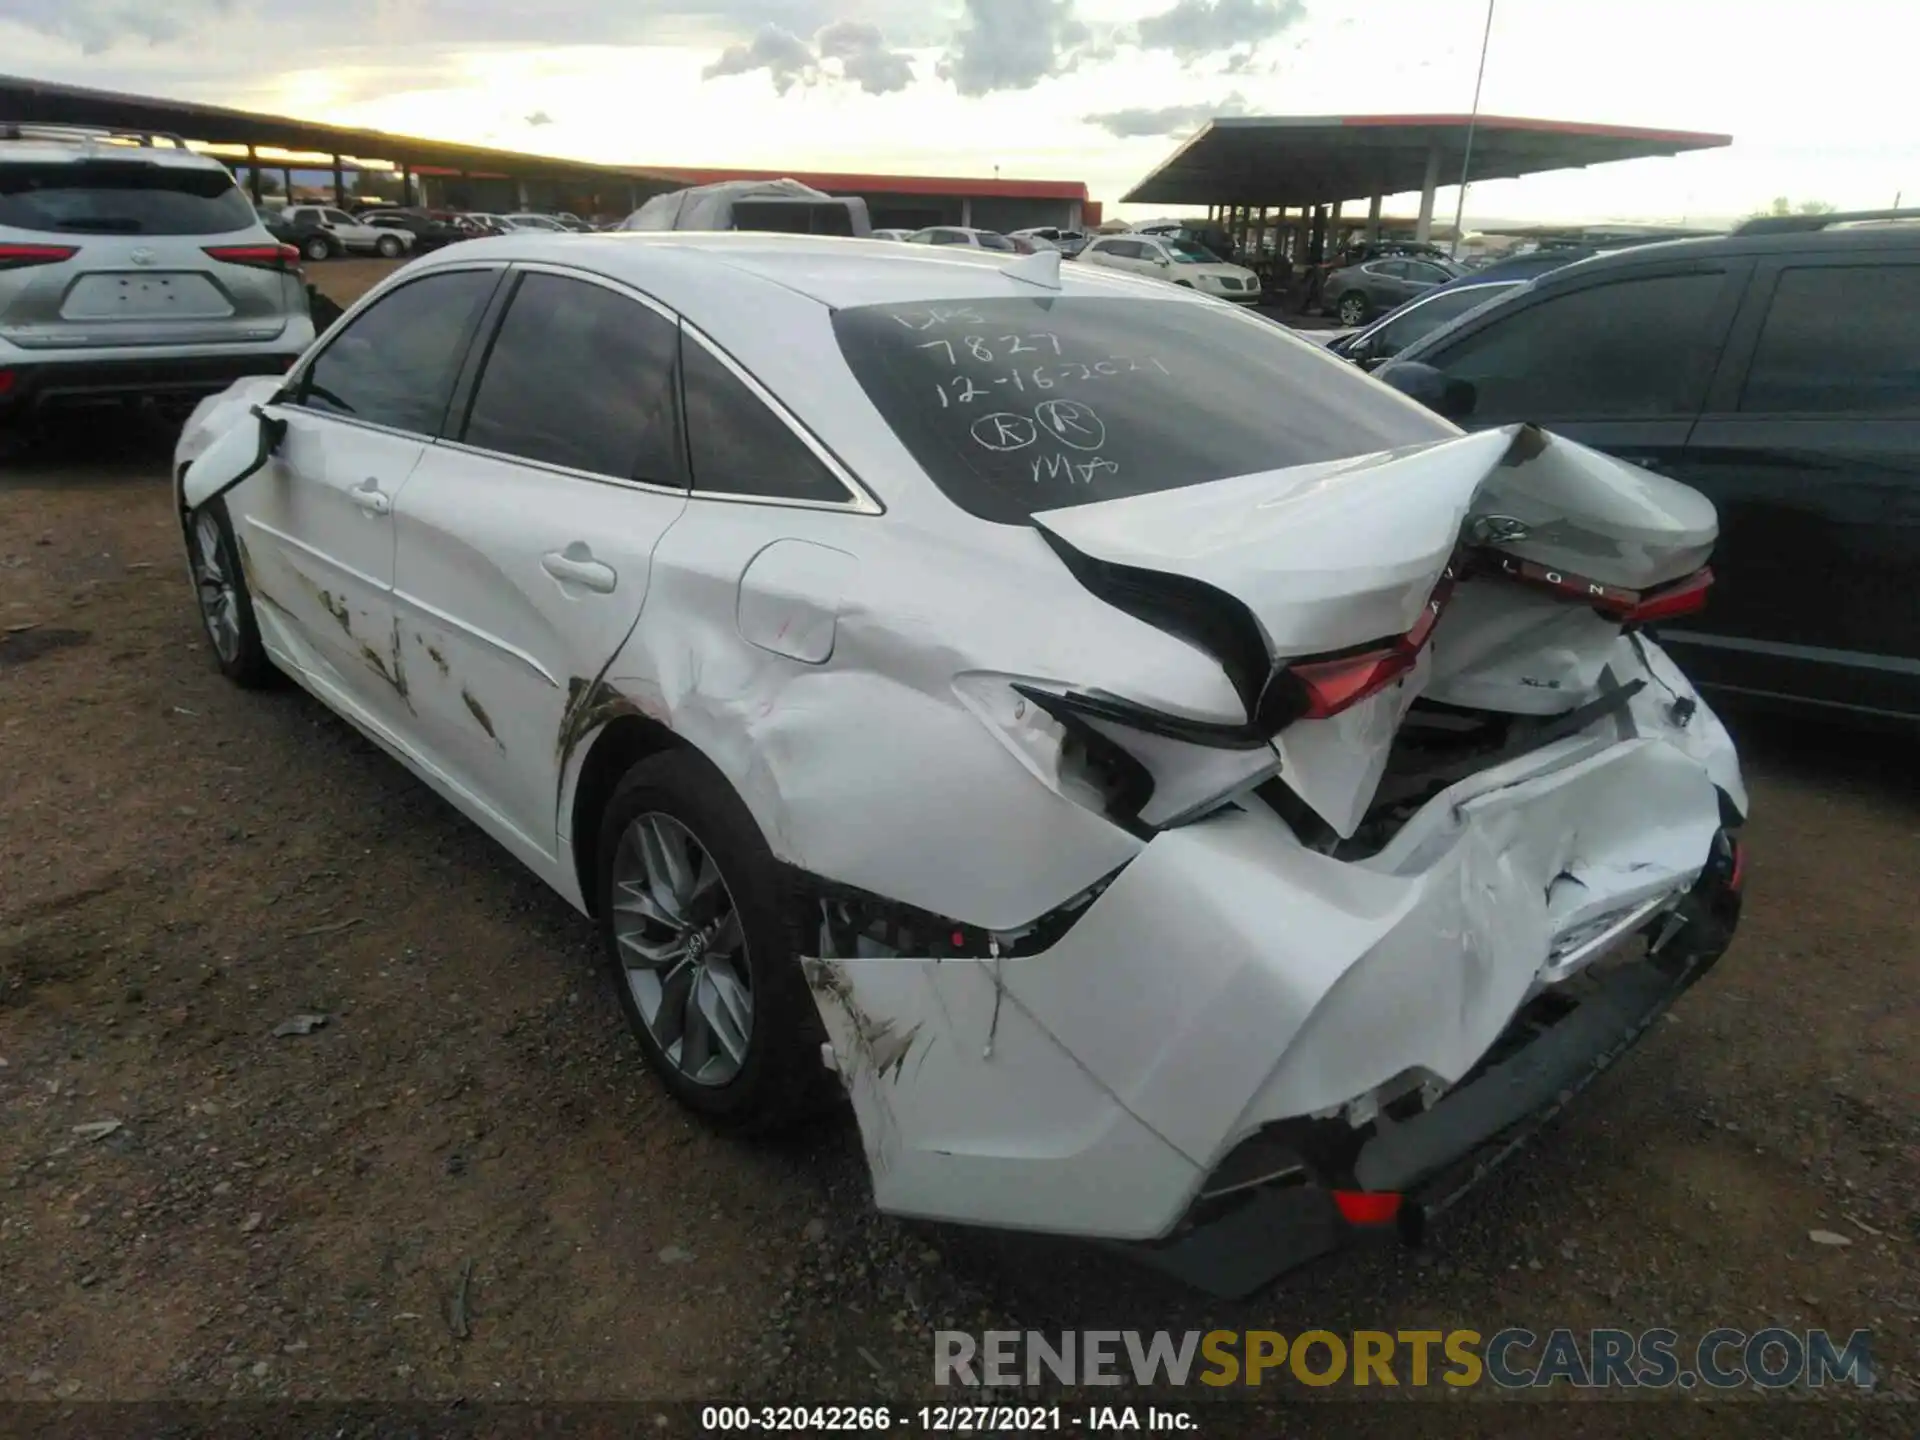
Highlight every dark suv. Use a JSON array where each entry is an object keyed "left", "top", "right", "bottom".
[{"left": 1382, "top": 213, "right": 1920, "bottom": 723}]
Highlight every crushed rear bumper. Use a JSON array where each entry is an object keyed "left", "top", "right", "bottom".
[{"left": 1125, "top": 855, "right": 1740, "bottom": 1296}]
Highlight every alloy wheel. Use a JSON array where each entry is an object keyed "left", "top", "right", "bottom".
[
  {"left": 193, "top": 512, "right": 241, "bottom": 664},
  {"left": 1338, "top": 295, "right": 1368, "bottom": 326},
  {"left": 610, "top": 811, "right": 753, "bottom": 1086}
]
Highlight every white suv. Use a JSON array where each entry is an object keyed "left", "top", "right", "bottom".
[{"left": 0, "top": 123, "right": 314, "bottom": 428}]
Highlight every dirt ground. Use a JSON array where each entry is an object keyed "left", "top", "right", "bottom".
[{"left": 0, "top": 258, "right": 1913, "bottom": 1432}]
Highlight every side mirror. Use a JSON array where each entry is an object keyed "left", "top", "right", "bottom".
[
  {"left": 1374, "top": 361, "right": 1478, "bottom": 422},
  {"left": 182, "top": 404, "right": 288, "bottom": 512}
]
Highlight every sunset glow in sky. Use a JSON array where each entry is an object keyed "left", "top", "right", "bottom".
[{"left": 5, "top": 0, "right": 1914, "bottom": 222}]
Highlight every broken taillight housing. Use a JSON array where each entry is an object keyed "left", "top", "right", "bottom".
[
  {"left": 203, "top": 243, "right": 301, "bottom": 272},
  {"left": 0, "top": 242, "right": 78, "bottom": 271},
  {"left": 1271, "top": 564, "right": 1460, "bottom": 722}
]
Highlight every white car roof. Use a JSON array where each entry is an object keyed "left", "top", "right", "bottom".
[
  {"left": 410, "top": 231, "right": 1187, "bottom": 311},
  {"left": 388, "top": 233, "right": 1233, "bottom": 520}
]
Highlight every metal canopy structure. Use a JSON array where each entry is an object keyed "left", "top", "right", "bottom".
[
  {"left": 0, "top": 73, "right": 682, "bottom": 209},
  {"left": 1124, "top": 114, "right": 1733, "bottom": 209},
  {"left": 1121, "top": 113, "right": 1731, "bottom": 281}
]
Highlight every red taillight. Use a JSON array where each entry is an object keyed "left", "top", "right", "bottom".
[
  {"left": 0, "top": 242, "right": 78, "bottom": 271},
  {"left": 1614, "top": 566, "right": 1713, "bottom": 624},
  {"left": 1286, "top": 564, "right": 1458, "bottom": 720},
  {"left": 1332, "top": 1190, "right": 1403, "bottom": 1226},
  {"left": 1728, "top": 838, "right": 1747, "bottom": 894},
  {"left": 0, "top": 369, "right": 14, "bottom": 397},
  {"left": 1291, "top": 648, "right": 1418, "bottom": 720},
  {"left": 203, "top": 243, "right": 300, "bottom": 271}
]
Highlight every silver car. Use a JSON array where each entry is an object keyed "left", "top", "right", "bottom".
[{"left": 0, "top": 123, "right": 313, "bottom": 429}]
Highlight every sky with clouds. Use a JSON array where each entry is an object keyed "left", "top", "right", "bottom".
[{"left": 2, "top": 0, "right": 1914, "bottom": 222}]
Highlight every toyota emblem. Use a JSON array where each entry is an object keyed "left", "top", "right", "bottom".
[
  {"left": 130, "top": 248, "right": 156, "bottom": 267},
  {"left": 1471, "top": 514, "right": 1531, "bottom": 545}
]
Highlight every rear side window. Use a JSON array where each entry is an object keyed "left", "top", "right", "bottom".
[
  {"left": 461, "top": 273, "right": 685, "bottom": 483},
  {"left": 297, "top": 269, "right": 496, "bottom": 435},
  {"left": 0, "top": 160, "right": 256, "bottom": 236},
  {"left": 681, "top": 333, "right": 853, "bottom": 504},
  {"left": 1740, "top": 265, "right": 1920, "bottom": 415},
  {"left": 1427, "top": 270, "right": 1726, "bottom": 419},
  {"left": 975, "top": 233, "right": 1015, "bottom": 252},
  {"left": 832, "top": 296, "right": 1451, "bottom": 524}
]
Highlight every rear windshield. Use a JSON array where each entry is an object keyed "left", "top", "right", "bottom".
[
  {"left": 832, "top": 297, "right": 1451, "bottom": 524},
  {"left": 0, "top": 160, "right": 256, "bottom": 236}
]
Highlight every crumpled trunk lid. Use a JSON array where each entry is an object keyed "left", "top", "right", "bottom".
[
  {"left": 1031, "top": 424, "right": 1716, "bottom": 661},
  {"left": 1028, "top": 424, "right": 1719, "bottom": 837}
]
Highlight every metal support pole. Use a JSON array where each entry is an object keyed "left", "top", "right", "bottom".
[
  {"left": 1450, "top": 0, "right": 1496, "bottom": 258},
  {"left": 1367, "top": 193, "right": 1383, "bottom": 243},
  {"left": 1415, "top": 142, "right": 1442, "bottom": 242},
  {"left": 332, "top": 155, "right": 345, "bottom": 207},
  {"left": 245, "top": 144, "right": 261, "bottom": 204}
]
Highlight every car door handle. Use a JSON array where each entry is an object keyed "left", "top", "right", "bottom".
[
  {"left": 542, "top": 544, "right": 617, "bottom": 593},
  {"left": 351, "top": 478, "right": 391, "bottom": 515}
]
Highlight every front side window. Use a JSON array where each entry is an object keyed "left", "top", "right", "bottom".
[
  {"left": 682, "top": 334, "right": 854, "bottom": 504},
  {"left": 0, "top": 161, "right": 256, "bottom": 236},
  {"left": 461, "top": 273, "right": 685, "bottom": 483},
  {"left": 928, "top": 230, "right": 968, "bottom": 246},
  {"left": 296, "top": 269, "right": 497, "bottom": 434},
  {"left": 832, "top": 296, "right": 1450, "bottom": 525},
  {"left": 1428, "top": 270, "right": 1727, "bottom": 420},
  {"left": 975, "top": 232, "right": 1016, "bottom": 252},
  {"left": 1740, "top": 264, "right": 1920, "bottom": 415},
  {"left": 323, "top": 209, "right": 356, "bottom": 227}
]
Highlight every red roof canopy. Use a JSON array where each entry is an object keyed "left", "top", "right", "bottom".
[{"left": 641, "top": 165, "right": 1087, "bottom": 202}]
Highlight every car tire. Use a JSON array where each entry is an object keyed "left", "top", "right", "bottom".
[
  {"left": 302, "top": 235, "right": 332, "bottom": 262},
  {"left": 595, "top": 751, "right": 831, "bottom": 1133},
  {"left": 1337, "top": 292, "right": 1372, "bottom": 327},
  {"left": 186, "top": 498, "right": 275, "bottom": 689},
  {"left": 374, "top": 234, "right": 405, "bottom": 258}
]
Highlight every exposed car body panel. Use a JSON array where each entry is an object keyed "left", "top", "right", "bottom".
[{"left": 815, "top": 631, "right": 1731, "bottom": 1238}]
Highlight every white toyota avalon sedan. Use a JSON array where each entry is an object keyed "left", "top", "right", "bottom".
[{"left": 175, "top": 233, "right": 1747, "bottom": 1293}]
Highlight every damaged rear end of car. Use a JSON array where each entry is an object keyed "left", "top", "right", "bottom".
[{"left": 806, "top": 290, "right": 1747, "bottom": 1293}]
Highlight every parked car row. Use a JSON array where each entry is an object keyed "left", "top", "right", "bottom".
[
  {"left": 875, "top": 224, "right": 1263, "bottom": 301},
  {"left": 256, "top": 204, "right": 622, "bottom": 260}
]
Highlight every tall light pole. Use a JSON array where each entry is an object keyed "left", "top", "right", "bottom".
[{"left": 1450, "top": 0, "right": 1496, "bottom": 259}]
